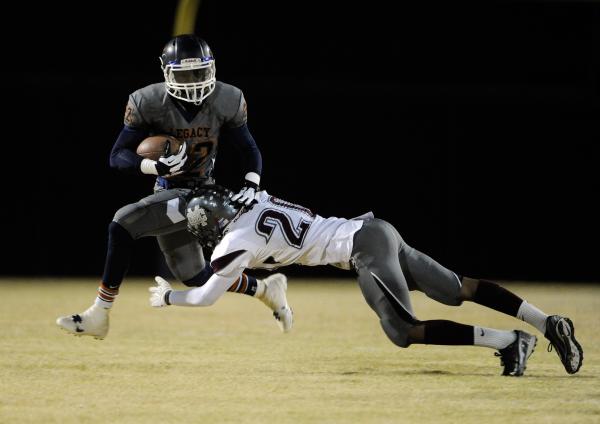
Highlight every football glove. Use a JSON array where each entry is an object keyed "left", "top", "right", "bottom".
[
  {"left": 231, "top": 172, "right": 261, "bottom": 206},
  {"left": 148, "top": 276, "right": 173, "bottom": 307},
  {"left": 156, "top": 141, "right": 188, "bottom": 176},
  {"left": 140, "top": 141, "right": 188, "bottom": 177}
]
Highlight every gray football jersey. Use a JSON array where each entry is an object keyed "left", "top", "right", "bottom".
[{"left": 123, "top": 81, "right": 248, "bottom": 181}]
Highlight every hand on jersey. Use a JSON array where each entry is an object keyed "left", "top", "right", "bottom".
[
  {"left": 149, "top": 276, "right": 173, "bottom": 307},
  {"left": 155, "top": 141, "right": 188, "bottom": 177},
  {"left": 232, "top": 173, "right": 261, "bottom": 206},
  {"left": 232, "top": 181, "right": 259, "bottom": 206}
]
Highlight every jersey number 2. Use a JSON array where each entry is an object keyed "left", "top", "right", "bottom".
[{"left": 256, "top": 209, "right": 311, "bottom": 249}]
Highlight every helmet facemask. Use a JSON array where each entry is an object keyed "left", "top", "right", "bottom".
[{"left": 161, "top": 57, "right": 216, "bottom": 105}]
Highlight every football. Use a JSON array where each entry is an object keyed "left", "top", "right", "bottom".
[{"left": 136, "top": 134, "right": 183, "bottom": 161}]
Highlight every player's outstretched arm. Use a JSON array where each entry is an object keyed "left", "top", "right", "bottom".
[{"left": 149, "top": 273, "right": 239, "bottom": 307}]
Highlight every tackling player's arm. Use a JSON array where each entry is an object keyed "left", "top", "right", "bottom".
[{"left": 163, "top": 250, "right": 253, "bottom": 307}]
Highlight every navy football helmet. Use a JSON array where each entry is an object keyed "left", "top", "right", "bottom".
[
  {"left": 160, "top": 34, "right": 216, "bottom": 105},
  {"left": 186, "top": 185, "right": 240, "bottom": 248}
]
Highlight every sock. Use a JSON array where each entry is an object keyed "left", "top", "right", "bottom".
[
  {"left": 472, "top": 280, "right": 523, "bottom": 316},
  {"left": 227, "top": 274, "right": 260, "bottom": 296},
  {"left": 516, "top": 301, "right": 548, "bottom": 333},
  {"left": 423, "top": 320, "right": 474, "bottom": 345},
  {"left": 101, "top": 221, "right": 134, "bottom": 287},
  {"left": 255, "top": 278, "right": 266, "bottom": 298},
  {"left": 94, "top": 283, "right": 118, "bottom": 309},
  {"left": 473, "top": 326, "right": 517, "bottom": 350}
]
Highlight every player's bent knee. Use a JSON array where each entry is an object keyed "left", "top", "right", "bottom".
[
  {"left": 444, "top": 296, "right": 464, "bottom": 307},
  {"left": 423, "top": 286, "right": 463, "bottom": 307},
  {"left": 108, "top": 221, "right": 133, "bottom": 244},
  {"left": 380, "top": 319, "right": 412, "bottom": 348},
  {"left": 112, "top": 203, "right": 148, "bottom": 239}
]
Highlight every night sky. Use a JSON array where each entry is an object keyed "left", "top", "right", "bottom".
[{"left": 2, "top": 1, "right": 598, "bottom": 281}]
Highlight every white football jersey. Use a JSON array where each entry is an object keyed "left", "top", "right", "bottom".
[{"left": 210, "top": 191, "right": 364, "bottom": 277}]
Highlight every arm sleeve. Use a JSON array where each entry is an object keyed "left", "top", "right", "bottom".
[
  {"left": 168, "top": 249, "right": 252, "bottom": 306},
  {"left": 109, "top": 125, "right": 150, "bottom": 175},
  {"left": 221, "top": 123, "right": 262, "bottom": 175},
  {"left": 168, "top": 272, "right": 241, "bottom": 306}
]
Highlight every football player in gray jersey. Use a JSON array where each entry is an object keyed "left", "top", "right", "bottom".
[
  {"left": 57, "top": 34, "right": 290, "bottom": 339},
  {"left": 150, "top": 185, "right": 583, "bottom": 376}
]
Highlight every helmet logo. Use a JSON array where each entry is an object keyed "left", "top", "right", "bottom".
[
  {"left": 187, "top": 205, "right": 209, "bottom": 228},
  {"left": 181, "top": 58, "right": 202, "bottom": 64}
]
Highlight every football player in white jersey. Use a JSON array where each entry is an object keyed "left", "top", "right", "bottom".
[{"left": 149, "top": 185, "right": 583, "bottom": 376}]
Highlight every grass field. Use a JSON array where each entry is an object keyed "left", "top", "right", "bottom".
[{"left": 0, "top": 278, "right": 598, "bottom": 423}]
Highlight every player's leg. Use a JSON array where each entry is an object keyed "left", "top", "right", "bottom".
[
  {"left": 396, "top": 236, "right": 581, "bottom": 374},
  {"left": 459, "top": 277, "right": 582, "bottom": 374},
  {"left": 353, "top": 219, "right": 535, "bottom": 376},
  {"left": 57, "top": 187, "right": 291, "bottom": 336},
  {"left": 56, "top": 189, "right": 188, "bottom": 339}
]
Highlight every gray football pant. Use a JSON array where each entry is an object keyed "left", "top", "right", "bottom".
[
  {"left": 112, "top": 188, "right": 205, "bottom": 281},
  {"left": 351, "top": 218, "right": 463, "bottom": 347}
]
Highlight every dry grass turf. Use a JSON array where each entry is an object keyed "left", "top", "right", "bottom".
[{"left": 0, "top": 278, "right": 599, "bottom": 423}]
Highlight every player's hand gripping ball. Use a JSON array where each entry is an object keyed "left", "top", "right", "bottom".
[
  {"left": 137, "top": 135, "right": 188, "bottom": 177},
  {"left": 136, "top": 135, "right": 183, "bottom": 161}
]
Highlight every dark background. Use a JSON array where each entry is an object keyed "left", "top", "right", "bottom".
[{"left": 2, "top": 1, "right": 598, "bottom": 281}]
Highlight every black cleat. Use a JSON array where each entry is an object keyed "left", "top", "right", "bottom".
[
  {"left": 545, "top": 315, "right": 583, "bottom": 374},
  {"left": 495, "top": 330, "right": 537, "bottom": 377}
]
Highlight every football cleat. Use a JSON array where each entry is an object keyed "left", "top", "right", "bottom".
[
  {"left": 545, "top": 315, "right": 583, "bottom": 374},
  {"left": 495, "top": 330, "right": 537, "bottom": 376},
  {"left": 56, "top": 305, "right": 109, "bottom": 340},
  {"left": 258, "top": 273, "right": 293, "bottom": 333}
]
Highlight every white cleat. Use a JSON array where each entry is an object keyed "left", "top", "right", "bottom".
[
  {"left": 258, "top": 273, "right": 293, "bottom": 333},
  {"left": 56, "top": 305, "right": 109, "bottom": 340}
]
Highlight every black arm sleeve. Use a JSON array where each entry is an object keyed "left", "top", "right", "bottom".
[
  {"left": 222, "top": 123, "right": 262, "bottom": 175},
  {"left": 109, "top": 125, "right": 150, "bottom": 175}
]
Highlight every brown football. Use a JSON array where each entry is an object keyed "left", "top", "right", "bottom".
[{"left": 136, "top": 135, "right": 183, "bottom": 161}]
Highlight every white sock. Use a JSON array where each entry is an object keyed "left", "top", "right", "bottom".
[
  {"left": 516, "top": 301, "right": 548, "bottom": 333},
  {"left": 473, "top": 326, "right": 517, "bottom": 350},
  {"left": 94, "top": 298, "right": 113, "bottom": 309},
  {"left": 94, "top": 283, "right": 118, "bottom": 309},
  {"left": 255, "top": 279, "right": 266, "bottom": 298}
]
